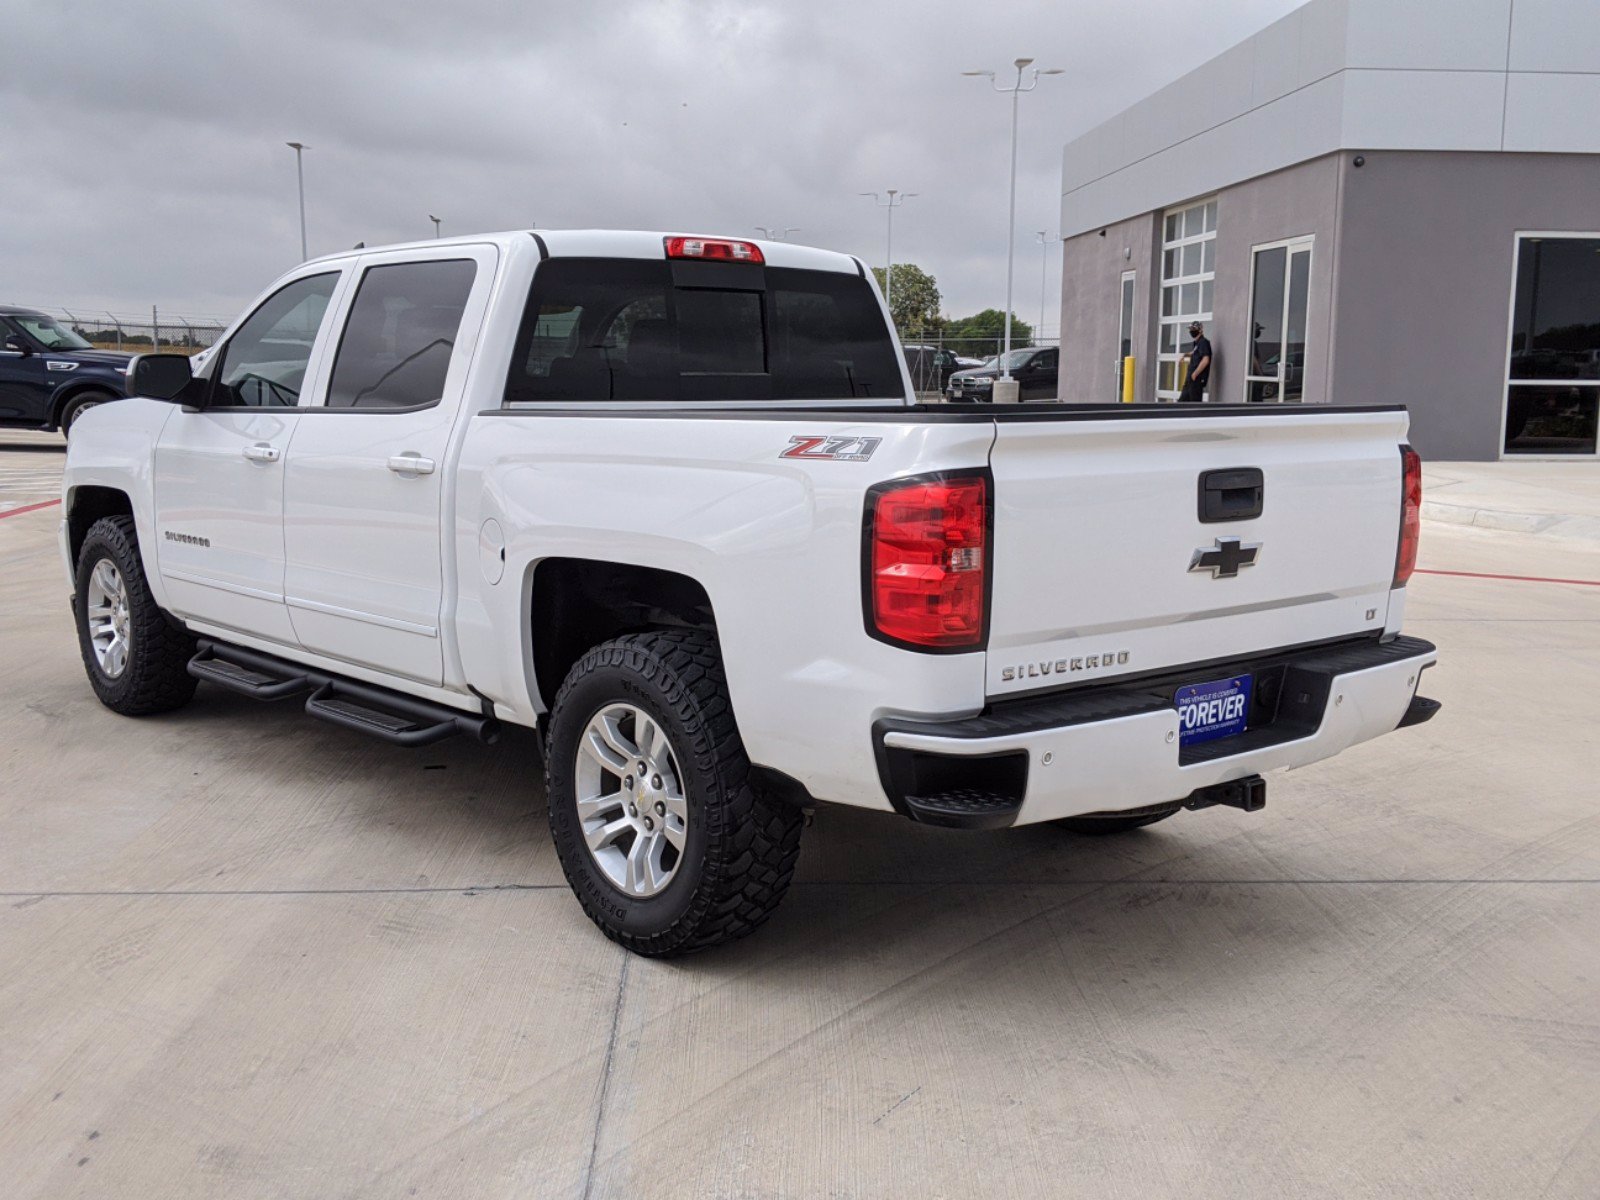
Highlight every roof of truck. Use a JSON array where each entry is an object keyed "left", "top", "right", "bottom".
[{"left": 304, "top": 230, "right": 864, "bottom": 275}]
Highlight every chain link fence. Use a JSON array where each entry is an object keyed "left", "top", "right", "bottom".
[{"left": 24, "top": 306, "right": 230, "bottom": 356}]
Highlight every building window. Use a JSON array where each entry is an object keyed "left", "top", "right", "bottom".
[
  {"left": 1505, "top": 235, "right": 1600, "bottom": 456},
  {"left": 1158, "top": 199, "right": 1216, "bottom": 400},
  {"left": 1244, "top": 237, "right": 1311, "bottom": 403}
]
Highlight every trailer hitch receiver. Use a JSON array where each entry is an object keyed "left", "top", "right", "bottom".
[{"left": 1183, "top": 774, "right": 1266, "bottom": 813}]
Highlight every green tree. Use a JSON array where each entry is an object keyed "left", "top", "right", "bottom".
[
  {"left": 942, "top": 308, "right": 1034, "bottom": 359},
  {"left": 870, "top": 263, "right": 942, "bottom": 335}
]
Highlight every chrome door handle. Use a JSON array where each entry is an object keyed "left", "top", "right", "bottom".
[
  {"left": 242, "top": 443, "right": 281, "bottom": 463},
  {"left": 387, "top": 453, "right": 436, "bottom": 475}
]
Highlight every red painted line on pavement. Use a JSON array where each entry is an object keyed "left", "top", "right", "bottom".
[
  {"left": 0, "top": 498, "right": 61, "bottom": 520},
  {"left": 1416, "top": 567, "right": 1600, "bottom": 588}
]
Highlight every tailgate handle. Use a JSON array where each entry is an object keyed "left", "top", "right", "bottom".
[{"left": 1199, "top": 467, "right": 1263, "bottom": 523}]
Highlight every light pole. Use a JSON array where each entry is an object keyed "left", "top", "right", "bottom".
[
  {"left": 286, "top": 142, "right": 309, "bottom": 261},
  {"left": 964, "top": 60, "right": 1062, "bottom": 393},
  {"left": 430, "top": 214, "right": 442, "bottom": 239},
  {"left": 859, "top": 190, "right": 916, "bottom": 323},
  {"left": 755, "top": 225, "right": 801, "bottom": 241},
  {"left": 1035, "top": 230, "right": 1061, "bottom": 342}
]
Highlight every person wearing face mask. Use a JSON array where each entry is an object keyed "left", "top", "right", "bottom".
[{"left": 1177, "top": 321, "right": 1212, "bottom": 403}]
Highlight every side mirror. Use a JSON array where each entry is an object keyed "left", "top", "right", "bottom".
[
  {"left": 127, "top": 353, "right": 195, "bottom": 402},
  {"left": 4, "top": 335, "right": 32, "bottom": 356}
]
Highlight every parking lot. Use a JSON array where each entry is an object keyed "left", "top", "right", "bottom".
[{"left": 2, "top": 430, "right": 1597, "bottom": 1199}]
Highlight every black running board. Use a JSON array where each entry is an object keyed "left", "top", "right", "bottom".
[{"left": 187, "top": 640, "right": 498, "bottom": 747}]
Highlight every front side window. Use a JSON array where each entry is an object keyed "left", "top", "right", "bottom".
[
  {"left": 1505, "top": 236, "right": 1600, "bottom": 455},
  {"left": 505, "top": 258, "right": 903, "bottom": 403},
  {"left": 327, "top": 259, "right": 477, "bottom": 409},
  {"left": 211, "top": 273, "right": 339, "bottom": 408},
  {"left": 11, "top": 312, "right": 92, "bottom": 352}
]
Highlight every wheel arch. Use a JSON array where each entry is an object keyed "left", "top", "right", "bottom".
[
  {"left": 528, "top": 557, "right": 718, "bottom": 712},
  {"left": 66, "top": 484, "right": 135, "bottom": 567}
]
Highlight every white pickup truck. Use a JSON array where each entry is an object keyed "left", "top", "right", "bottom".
[{"left": 61, "top": 230, "right": 1438, "bottom": 955}]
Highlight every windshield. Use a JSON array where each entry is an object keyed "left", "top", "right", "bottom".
[
  {"left": 12, "top": 313, "right": 92, "bottom": 352},
  {"left": 1000, "top": 348, "right": 1035, "bottom": 369}
]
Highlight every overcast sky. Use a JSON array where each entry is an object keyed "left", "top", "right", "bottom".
[{"left": 1, "top": 0, "right": 1304, "bottom": 329}]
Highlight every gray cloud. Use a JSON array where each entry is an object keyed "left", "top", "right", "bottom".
[{"left": 1, "top": 0, "right": 1303, "bottom": 328}]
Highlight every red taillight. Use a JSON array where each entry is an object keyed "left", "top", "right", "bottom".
[
  {"left": 664, "top": 236, "right": 764, "bottom": 264},
  {"left": 1394, "top": 444, "right": 1422, "bottom": 587},
  {"left": 868, "top": 474, "right": 989, "bottom": 649}
]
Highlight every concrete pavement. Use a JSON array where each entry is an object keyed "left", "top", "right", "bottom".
[
  {"left": 2, "top": 432, "right": 1598, "bottom": 1198},
  {"left": 1425, "top": 460, "right": 1600, "bottom": 544}
]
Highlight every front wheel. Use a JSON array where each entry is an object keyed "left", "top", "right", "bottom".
[
  {"left": 545, "top": 630, "right": 804, "bottom": 956},
  {"left": 74, "top": 516, "right": 197, "bottom": 715},
  {"left": 60, "top": 389, "right": 115, "bottom": 438}
]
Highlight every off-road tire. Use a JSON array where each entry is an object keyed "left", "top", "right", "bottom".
[
  {"left": 59, "top": 389, "right": 115, "bottom": 439},
  {"left": 546, "top": 630, "right": 804, "bottom": 956},
  {"left": 1055, "top": 803, "right": 1182, "bottom": 835},
  {"left": 74, "top": 515, "right": 197, "bottom": 715}
]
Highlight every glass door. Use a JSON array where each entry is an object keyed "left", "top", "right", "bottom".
[
  {"left": 1245, "top": 238, "right": 1311, "bottom": 402},
  {"left": 1157, "top": 199, "right": 1216, "bottom": 401},
  {"left": 1503, "top": 234, "right": 1600, "bottom": 457},
  {"left": 1116, "top": 270, "right": 1135, "bottom": 401}
]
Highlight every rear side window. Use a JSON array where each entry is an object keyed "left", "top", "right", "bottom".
[
  {"left": 504, "top": 258, "right": 903, "bottom": 403},
  {"left": 327, "top": 259, "right": 477, "bottom": 409}
]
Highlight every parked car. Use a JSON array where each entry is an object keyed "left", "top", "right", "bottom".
[
  {"left": 62, "top": 229, "right": 1438, "bottom": 957},
  {"left": 946, "top": 345, "right": 1058, "bottom": 401},
  {"left": 900, "top": 344, "right": 962, "bottom": 392},
  {"left": 0, "top": 305, "right": 130, "bottom": 437}
]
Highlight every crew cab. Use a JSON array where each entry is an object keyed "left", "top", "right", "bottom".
[
  {"left": 60, "top": 230, "right": 1438, "bottom": 956},
  {"left": 1, "top": 306, "right": 129, "bottom": 436}
]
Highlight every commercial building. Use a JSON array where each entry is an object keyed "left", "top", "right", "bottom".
[{"left": 1057, "top": 0, "right": 1600, "bottom": 460}]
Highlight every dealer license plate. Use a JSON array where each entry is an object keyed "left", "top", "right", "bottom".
[{"left": 1175, "top": 675, "right": 1253, "bottom": 746}]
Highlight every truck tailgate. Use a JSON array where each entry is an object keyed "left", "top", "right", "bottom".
[{"left": 985, "top": 408, "right": 1409, "bottom": 698}]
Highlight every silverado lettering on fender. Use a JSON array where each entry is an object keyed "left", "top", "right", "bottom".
[{"left": 60, "top": 230, "right": 1439, "bottom": 956}]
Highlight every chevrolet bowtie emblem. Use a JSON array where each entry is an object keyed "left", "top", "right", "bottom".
[{"left": 1189, "top": 536, "right": 1261, "bottom": 579}]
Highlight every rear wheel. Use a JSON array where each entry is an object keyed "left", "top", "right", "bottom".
[
  {"left": 1055, "top": 803, "right": 1182, "bottom": 835},
  {"left": 59, "top": 389, "right": 115, "bottom": 438},
  {"left": 74, "top": 516, "right": 197, "bottom": 715},
  {"left": 545, "top": 630, "right": 803, "bottom": 956}
]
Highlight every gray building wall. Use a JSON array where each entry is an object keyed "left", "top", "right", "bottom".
[
  {"left": 1058, "top": 212, "right": 1157, "bottom": 403},
  {"left": 1331, "top": 150, "right": 1600, "bottom": 460},
  {"left": 1059, "top": 154, "right": 1342, "bottom": 407},
  {"left": 1207, "top": 154, "right": 1342, "bottom": 407},
  {"left": 1059, "top": 149, "right": 1600, "bottom": 460}
]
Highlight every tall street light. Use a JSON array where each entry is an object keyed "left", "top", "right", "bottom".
[
  {"left": 1035, "top": 230, "right": 1061, "bottom": 342},
  {"left": 286, "top": 142, "right": 309, "bottom": 261},
  {"left": 859, "top": 190, "right": 916, "bottom": 321},
  {"left": 964, "top": 60, "right": 1062, "bottom": 393},
  {"left": 430, "top": 214, "right": 442, "bottom": 239},
  {"left": 755, "top": 225, "right": 801, "bottom": 241}
]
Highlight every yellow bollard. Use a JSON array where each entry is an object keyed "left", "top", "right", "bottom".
[{"left": 1121, "top": 356, "right": 1136, "bottom": 403}]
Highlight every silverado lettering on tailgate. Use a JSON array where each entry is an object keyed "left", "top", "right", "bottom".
[{"left": 1002, "top": 650, "right": 1130, "bottom": 682}]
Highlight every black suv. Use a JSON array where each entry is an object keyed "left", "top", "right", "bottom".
[
  {"left": 945, "top": 345, "right": 1058, "bottom": 402},
  {"left": 0, "top": 306, "right": 130, "bottom": 437}
]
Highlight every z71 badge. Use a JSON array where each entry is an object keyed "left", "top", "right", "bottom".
[{"left": 780, "top": 435, "right": 882, "bottom": 463}]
